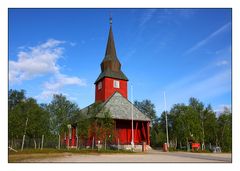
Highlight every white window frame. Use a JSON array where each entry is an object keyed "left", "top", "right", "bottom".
[
  {"left": 113, "top": 80, "right": 120, "bottom": 88},
  {"left": 98, "top": 81, "right": 102, "bottom": 90}
]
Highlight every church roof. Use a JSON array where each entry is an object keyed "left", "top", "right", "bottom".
[
  {"left": 95, "top": 69, "right": 128, "bottom": 83},
  {"left": 81, "top": 92, "right": 151, "bottom": 121},
  {"left": 95, "top": 18, "right": 128, "bottom": 84}
]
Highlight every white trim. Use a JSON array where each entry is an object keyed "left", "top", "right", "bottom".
[{"left": 113, "top": 80, "right": 120, "bottom": 88}]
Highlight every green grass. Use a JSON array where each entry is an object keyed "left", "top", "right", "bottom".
[
  {"left": 8, "top": 148, "right": 135, "bottom": 162},
  {"left": 9, "top": 148, "right": 134, "bottom": 154}
]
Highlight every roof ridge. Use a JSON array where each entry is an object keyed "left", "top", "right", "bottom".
[{"left": 101, "top": 91, "right": 119, "bottom": 108}]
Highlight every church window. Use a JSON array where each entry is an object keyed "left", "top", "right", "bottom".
[
  {"left": 98, "top": 82, "right": 102, "bottom": 90},
  {"left": 113, "top": 80, "right": 120, "bottom": 88}
]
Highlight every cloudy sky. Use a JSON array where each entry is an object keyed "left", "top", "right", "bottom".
[{"left": 9, "top": 8, "right": 231, "bottom": 115}]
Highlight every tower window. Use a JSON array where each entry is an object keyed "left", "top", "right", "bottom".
[
  {"left": 98, "top": 82, "right": 102, "bottom": 90},
  {"left": 113, "top": 80, "right": 120, "bottom": 88}
]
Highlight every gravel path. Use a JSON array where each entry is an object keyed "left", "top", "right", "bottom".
[{"left": 21, "top": 150, "right": 231, "bottom": 163}]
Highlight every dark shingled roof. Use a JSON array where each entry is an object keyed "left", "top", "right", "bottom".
[
  {"left": 95, "top": 20, "right": 128, "bottom": 84},
  {"left": 81, "top": 92, "right": 151, "bottom": 121}
]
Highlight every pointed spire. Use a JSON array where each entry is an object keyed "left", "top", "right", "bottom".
[
  {"left": 104, "top": 16, "right": 117, "bottom": 60},
  {"left": 95, "top": 17, "right": 128, "bottom": 84}
]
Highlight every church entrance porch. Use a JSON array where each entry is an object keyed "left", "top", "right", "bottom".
[{"left": 114, "top": 119, "right": 150, "bottom": 146}]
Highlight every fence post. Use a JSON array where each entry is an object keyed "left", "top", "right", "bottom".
[
  {"left": 58, "top": 134, "right": 61, "bottom": 149},
  {"left": 21, "top": 117, "right": 28, "bottom": 151},
  {"left": 41, "top": 135, "right": 44, "bottom": 150},
  {"left": 33, "top": 139, "right": 37, "bottom": 149},
  {"left": 92, "top": 136, "right": 94, "bottom": 150},
  {"left": 118, "top": 138, "right": 119, "bottom": 151},
  {"left": 105, "top": 138, "right": 106, "bottom": 150},
  {"left": 21, "top": 135, "right": 25, "bottom": 151}
]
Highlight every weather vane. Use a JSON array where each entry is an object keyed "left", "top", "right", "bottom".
[{"left": 109, "top": 12, "right": 112, "bottom": 25}]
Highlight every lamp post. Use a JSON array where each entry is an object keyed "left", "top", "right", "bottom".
[
  {"left": 67, "top": 124, "right": 71, "bottom": 149},
  {"left": 131, "top": 85, "right": 134, "bottom": 150},
  {"left": 164, "top": 92, "right": 169, "bottom": 148}
]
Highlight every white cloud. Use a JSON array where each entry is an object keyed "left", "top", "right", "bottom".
[
  {"left": 37, "top": 74, "right": 87, "bottom": 100},
  {"left": 216, "top": 60, "right": 228, "bottom": 66},
  {"left": 44, "top": 73, "right": 86, "bottom": 91},
  {"left": 70, "top": 42, "right": 77, "bottom": 46},
  {"left": 139, "top": 9, "right": 157, "bottom": 27},
  {"left": 214, "top": 104, "right": 232, "bottom": 114},
  {"left": 10, "top": 39, "right": 87, "bottom": 101},
  {"left": 9, "top": 39, "right": 64, "bottom": 84},
  {"left": 184, "top": 22, "right": 231, "bottom": 55},
  {"left": 164, "top": 68, "right": 231, "bottom": 110},
  {"left": 36, "top": 90, "right": 59, "bottom": 100},
  {"left": 157, "top": 9, "right": 195, "bottom": 25},
  {"left": 157, "top": 53, "right": 231, "bottom": 113}
]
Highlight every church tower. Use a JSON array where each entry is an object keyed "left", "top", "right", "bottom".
[{"left": 95, "top": 17, "right": 128, "bottom": 102}]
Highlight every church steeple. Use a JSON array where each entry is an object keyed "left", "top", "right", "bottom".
[
  {"left": 103, "top": 17, "right": 118, "bottom": 65},
  {"left": 95, "top": 17, "right": 128, "bottom": 84}
]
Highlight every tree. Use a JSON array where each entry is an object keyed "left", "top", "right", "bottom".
[
  {"left": 217, "top": 107, "right": 232, "bottom": 152},
  {"left": 163, "top": 99, "right": 219, "bottom": 151},
  {"left": 9, "top": 89, "right": 26, "bottom": 110},
  {"left": 134, "top": 99, "right": 158, "bottom": 147},
  {"left": 9, "top": 91, "right": 50, "bottom": 149},
  {"left": 134, "top": 99, "right": 157, "bottom": 123},
  {"left": 168, "top": 103, "right": 190, "bottom": 149},
  {"left": 201, "top": 105, "right": 217, "bottom": 148},
  {"left": 85, "top": 103, "right": 114, "bottom": 149},
  {"left": 9, "top": 99, "right": 28, "bottom": 144},
  {"left": 46, "top": 94, "right": 80, "bottom": 148},
  {"left": 76, "top": 112, "right": 90, "bottom": 148},
  {"left": 150, "top": 116, "right": 166, "bottom": 147},
  {"left": 25, "top": 98, "right": 50, "bottom": 149},
  {"left": 100, "top": 109, "right": 114, "bottom": 148},
  {"left": 189, "top": 97, "right": 205, "bottom": 149}
]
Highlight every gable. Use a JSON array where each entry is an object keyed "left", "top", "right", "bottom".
[{"left": 99, "top": 92, "right": 151, "bottom": 121}]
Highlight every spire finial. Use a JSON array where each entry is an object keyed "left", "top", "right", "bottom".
[
  {"left": 109, "top": 13, "right": 112, "bottom": 25},
  {"left": 110, "top": 17, "right": 112, "bottom": 25}
]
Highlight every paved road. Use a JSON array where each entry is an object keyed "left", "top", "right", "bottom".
[
  {"left": 22, "top": 150, "right": 231, "bottom": 163},
  {"left": 164, "top": 152, "right": 231, "bottom": 162}
]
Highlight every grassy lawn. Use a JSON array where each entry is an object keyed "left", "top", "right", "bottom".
[{"left": 9, "top": 148, "right": 135, "bottom": 162}]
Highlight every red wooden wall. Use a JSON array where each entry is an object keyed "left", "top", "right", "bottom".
[
  {"left": 64, "top": 126, "right": 77, "bottom": 147},
  {"left": 64, "top": 120, "right": 150, "bottom": 147},
  {"left": 115, "top": 120, "right": 150, "bottom": 145},
  {"left": 95, "top": 77, "right": 128, "bottom": 102}
]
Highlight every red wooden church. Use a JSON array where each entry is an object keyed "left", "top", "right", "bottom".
[{"left": 64, "top": 18, "right": 151, "bottom": 149}]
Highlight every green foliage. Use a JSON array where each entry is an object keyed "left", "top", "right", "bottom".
[
  {"left": 76, "top": 113, "right": 90, "bottom": 142},
  {"left": 25, "top": 98, "right": 50, "bottom": 138},
  {"left": 8, "top": 90, "right": 81, "bottom": 149},
  {"left": 8, "top": 89, "right": 26, "bottom": 110},
  {"left": 46, "top": 94, "right": 80, "bottom": 135},
  {"left": 9, "top": 90, "right": 50, "bottom": 147},
  {"left": 8, "top": 89, "right": 231, "bottom": 152},
  {"left": 86, "top": 103, "right": 114, "bottom": 143},
  {"left": 164, "top": 99, "right": 218, "bottom": 149},
  {"left": 150, "top": 97, "right": 231, "bottom": 152},
  {"left": 134, "top": 100, "right": 157, "bottom": 123},
  {"left": 201, "top": 105, "right": 217, "bottom": 146},
  {"left": 134, "top": 99, "right": 160, "bottom": 147},
  {"left": 217, "top": 108, "right": 232, "bottom": 152}
]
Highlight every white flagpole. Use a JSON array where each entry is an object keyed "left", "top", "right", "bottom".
[
  {"left": 131, "top": 85, "right": 134, "bottom": 150},
  {"left": 164, "top": 92, "right": 169, "bottom": 147}
]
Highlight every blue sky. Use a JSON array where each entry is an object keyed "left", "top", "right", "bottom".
[{"left": 9, "top": 8, "right": 232, "bottom": 116}]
